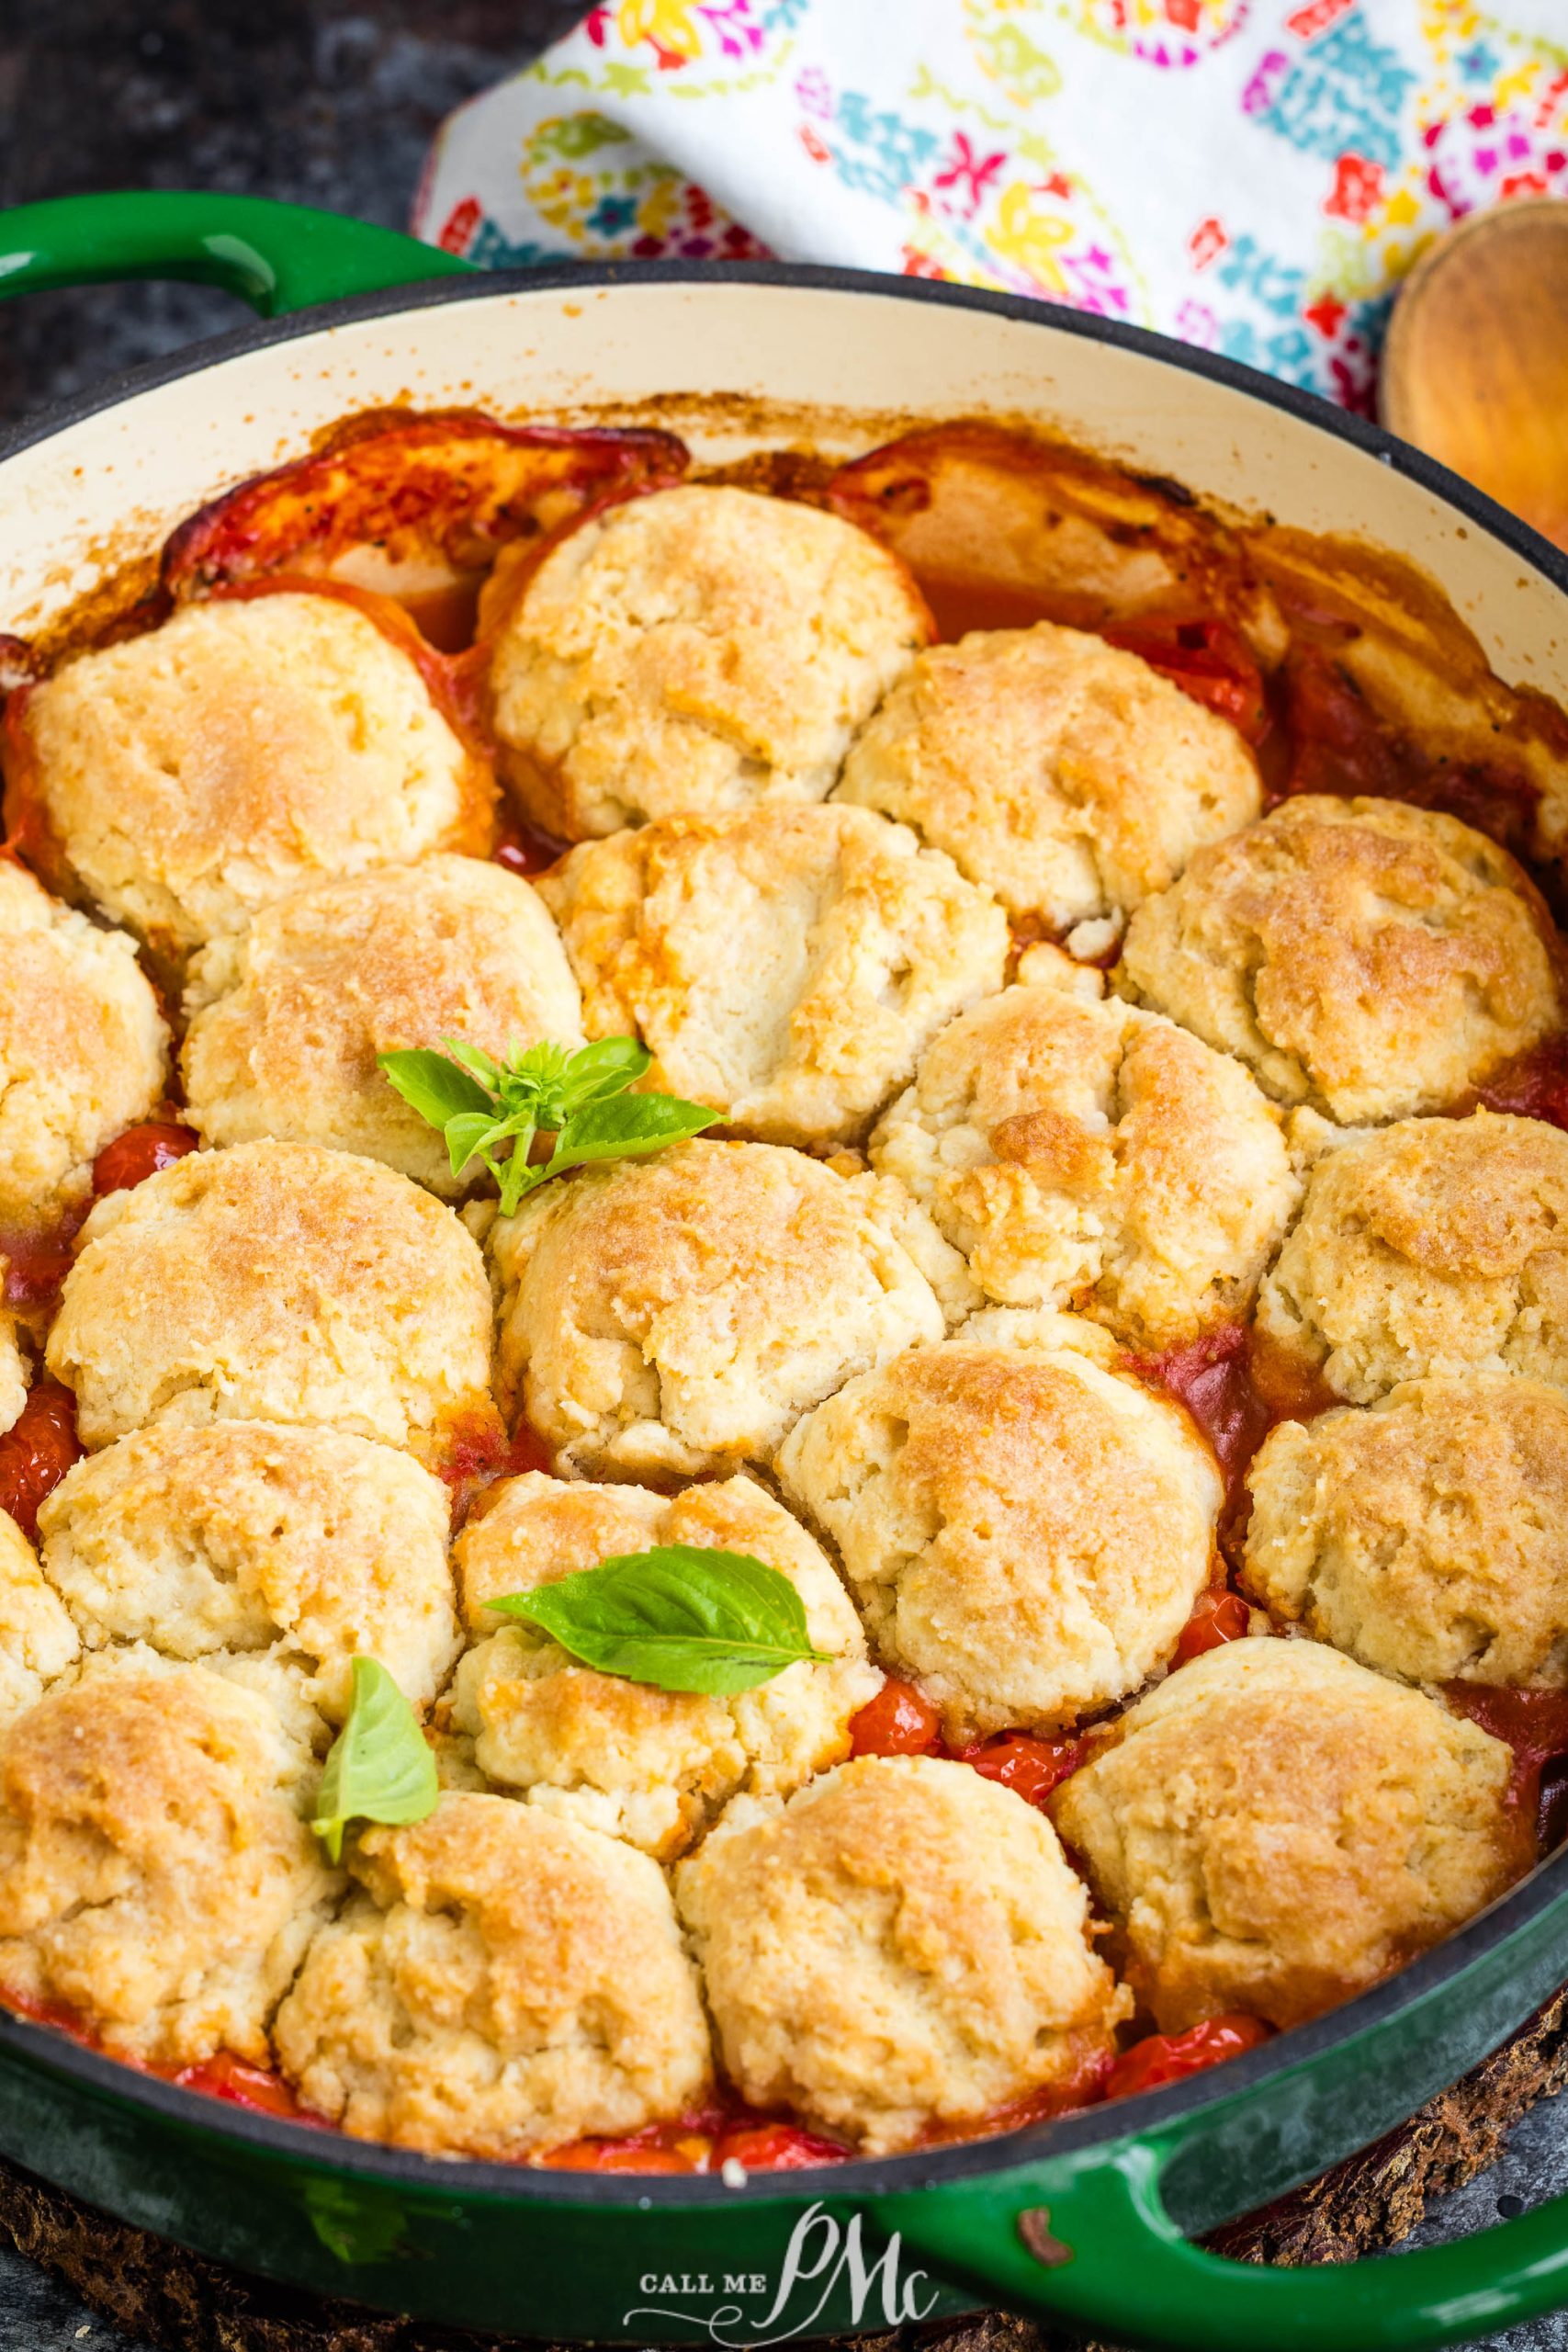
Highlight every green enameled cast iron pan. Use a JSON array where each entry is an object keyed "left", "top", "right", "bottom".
[{"left": 1, "top": 190, "right": 1568, "bottom": 2352}]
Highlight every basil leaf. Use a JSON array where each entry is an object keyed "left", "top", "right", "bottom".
[
  {"left": 443, "top": 1109, "right": 515, "bottom": 1180},
  {"left": 311, "top": 1657, "right": 439, "bottom": 1863},
  {"left": 489, "top": 1544, "right": 831, "bottom": 1695},
  {"left": 547, "top": 1092, "right": 716, "bottom": 1177},
  {"left": 559, "top": 1036, "right": 652, "bottom": 1110},
  {"left": 378, "top": 1048, "right": 494, "bottom": 1128},
  {"left": 439, "top": 1036, "right": 506, "bottom": 1092}
]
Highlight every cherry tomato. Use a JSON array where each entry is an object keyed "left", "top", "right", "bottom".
[
  {"left": 1106, "top": 2015, "right": 1272, "bottom": 2101},
  {"left": 714, "top": 2122, "right": 849, "bottom": 2172},
  {"left": 1171, "top": 1587, "right": 1253, "bottom": 1668},
  {"left": 546, "top": 2136, "right": 708, "bottom": 2174},
  {"left": 172, "top": 2049, "right": 318, "bottom": 2122},
  {"left": 0, "top": 1380, "right": 83, "bottom": 1540},
  {"left": 92, "top": 1120, "right": 197, "bottom": 1197},
  {"left": 952, "top": 1733, "right": 1084, "bottom": 1808},
  {"left": 0, "top": 1223, "right": 80, "bottom": 1310},
  {"left": 849, "top": 1678, "right": 943, "bottom": 1758}
]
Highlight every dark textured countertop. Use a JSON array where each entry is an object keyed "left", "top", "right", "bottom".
[{"left": 1, "top": 5, "right": 1566, "bottom": 2344}]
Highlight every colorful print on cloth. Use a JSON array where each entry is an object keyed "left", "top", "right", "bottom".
[{"left": 412, "top": 0, "right": 1568, "bottom": 409}]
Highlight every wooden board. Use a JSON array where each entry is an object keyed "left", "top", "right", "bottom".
[{"left": 2, "top": 1992, "right": 1566, "bottom": 2352}]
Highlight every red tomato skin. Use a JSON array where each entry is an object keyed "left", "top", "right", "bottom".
[
  {"left": 0, "top": 1380, "right": 83, "bottom": 1541},
  {"left": 714, "top": 2123, "right": 849, "bottom": 2172},
  {"left": 952, "top": 1733, "right": 1085, "bottom": 1808},
  {"left": 92, "top": 1120, "right": 197, "bottom": 1197},
  {"left": 1106, "top": 2015, "right": 1272, "bottom": 2101},
  {"left": 849, "top": 1678, "right": 943, "bottom": 1758},
  {"left": 1171, "top": 1587, "right": 1253, "bottom": 1668}
]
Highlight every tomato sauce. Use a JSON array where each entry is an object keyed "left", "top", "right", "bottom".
[
  {"left": 1473, "top": 1034, "right": 1568, "bottom": 1135},
  {"left": 0, "top": 1380, "right": 83, "bottom": 1539},
  {"left": 437, "top": 1416, "right": 555, "bottom": 1531},
  {"left": 1, "top": 1216, "right": 82, "bottom": 1314},
  {"left": 493, "top": 819, "right": 571, "bottom": 880},
  {"left": 1441, "top": 1685, "right": 1568, "bottom": 1853},
  {"left": 1278, "top": 647, "right": 1543, "bottom": 869},
  {"left": 1101, "top": 616, "right": 1269, "bottom": 745}
]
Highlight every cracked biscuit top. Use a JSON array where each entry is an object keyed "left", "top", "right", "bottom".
[
  {"left": 833, "top": 621, "right": 1261, "bottom": 935},
  {"left": 539, "top": 803, "right": 1007, "bottom": 1150},
  {"left": 1119, "top": 796, "right": 1562, "bottom": 1125},
  {"left": 484, "top": 485, "right": 931, "bottom": 840}
]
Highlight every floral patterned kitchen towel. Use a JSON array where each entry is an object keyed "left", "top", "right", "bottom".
[{"left": 412, "top": 1, "right": 1568, "bottom": 412}]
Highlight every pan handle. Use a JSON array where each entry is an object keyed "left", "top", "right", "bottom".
[
  {"left": 0, "top": 192, "right": 473, "bottom": 318},
  {"left": 874, "top": 2136, "right": 1568, "bottom": 2352}
]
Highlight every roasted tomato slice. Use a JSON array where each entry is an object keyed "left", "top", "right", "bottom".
[
  {"left": 0, "top": 1380, "right": 83, "bottom": 1541},
  {"left": 162, "top": 413, "right": 690, "bottom": 642},
  {"left": 1100, "top": 616, "right": 1269, "bottom": 744},
  {"left": 848, "top": 1678, "right": 943, "bottom": 1758},
  {"left": 827, "top": 423, "right": 1280, "bottom": 656},
  {"left": 1106, "top": 2015, "right": 1272, "bottom": 2100}
]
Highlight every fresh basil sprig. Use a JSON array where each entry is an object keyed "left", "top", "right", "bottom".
[
  {"left": 378, "top": 1035, "right": 716, "bottom": 1214},
  {"left": 311, "top": 1657, "right": 440, "bottom": 1862},
  {"left": 489, "top": 1545, "right": 833, "bottom": 1696}
]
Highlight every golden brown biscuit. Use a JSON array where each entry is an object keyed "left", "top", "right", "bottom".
[
  {"left": 1052, "top": 1637, "right": 1519, "bottom": 2030},
  {"left": 273, "top": 1792, "right": 711, "bottom": 2156},
  {"left": 674, "top": 1756, "right": 1131, "bottom": 2154},
  {"left": 1256, "top": 1112, "right": 1568, "bottom": 1403},
  {"left": 871, "top": 971, "right": 1300, "bottom": 1345},
  {"left": 776, "top": 1307, "right": 1221, "bottom": 1741},
  {"left": 1243, "top": 1377, "right": 1568, "bottom": 1688},
  {"left": 490, "top": 1140, "right": 967, "bottom": 1481},
  {"left": 448, "top": 1472, "right": 878, "bottom": 1857},
  {"left": 37, "top": 1422, "right": 457, "bottom": 1731},
  {"left": 183, "top": 856, "right": 581, "bottom": 1192},
  {"left": 0, "top": 1665, "right": 333, "bottom": 2065},
  {"left": 17, "top": 594, "right": 492, "bottom": 961},
  {"left": 485, "top": 485, "right": 930, "bottom": 839},
  {"left": 833, "top": 623, "right": 1260, "bottom": 937},
  {"left": 539, "top": 805, "right": 1007, "bottom": 1149},
  {"left": 0, "top": 1510, "right": 77, "bottom": 1727},
  {"left": 0, "top": 1317, "right": 26, "bottom": 1441},
  {"left": 0, "top": 859, "right": 168, "bottom": 1232},
  {"left": 1119, "top": 797, "right": 1562, "bottom": 1125},
  {"left": 46, "top": 1141, "right": 496, "bottom": 1457}
]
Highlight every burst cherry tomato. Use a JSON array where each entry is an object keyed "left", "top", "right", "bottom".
[
  {"left": 714, "top": 2122, "right": 848, "bottom": 2172},
  {"left": 1171, "top": 1587, "right": 1253, "bottom": 1668},
  {"left": 92, "top": 1120, "right": 197, "bottom": 1197},
  {"left": 951, "top": 1733, "right": 1085, "bottom": 1808},
  {"left": 171, "top": 2049, "right": 319, "bottom": 2122},
  {"left": 547, "top": 2135, "right": 707, "bottom": 2174},
  {"left": 849, "top": 1678, "right": 943, "bottom": 1758},
  {"left": 1106, "top": 2015, "right": 1272, "bottom": 2101},
  {"left": 0, "top": 1223, "right": 80, "bottom": 1310},
  {"left": 0, "top": 1380, "right": 83, "bottom": 1539}
]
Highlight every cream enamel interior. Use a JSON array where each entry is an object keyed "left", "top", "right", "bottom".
[{"left": 1, "top": 277, "right": 1565, "bottom": 707}]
